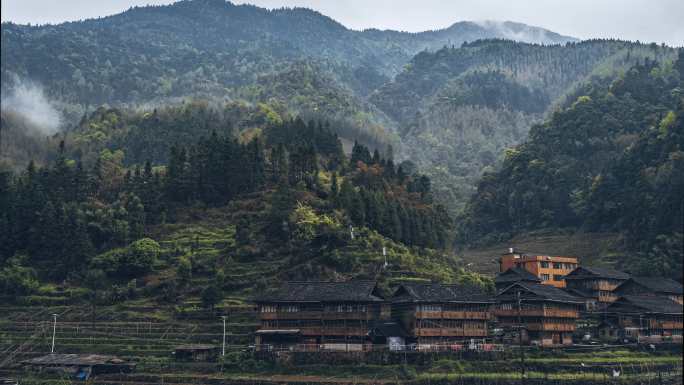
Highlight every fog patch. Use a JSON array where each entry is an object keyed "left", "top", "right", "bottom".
[
  {"left": 475, "top": 20, "right": 574, "bottom": 45},
  {"left": 1, "top": 77, "right": 62, "bottom": 134}
]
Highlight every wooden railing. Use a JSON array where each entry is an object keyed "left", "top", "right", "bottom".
[
  {"left": 525, "top": 323, "right": 576, "bottom": 332},
  {"left": 259, "top": 311, "right": 378, "bottom": 320},
  {"left": 416, "top": 311, "right": 490, "bottom": 320},
  {"left": 295, "top": 327, "right": 370, "bottom": 337},
  {"left": 414, "top": 328, "right": 488, "bottom": 337},
  {"left": 650, "top": 321, "right": 684, "bottom": 330},
  {"left": 494, "top": 309, "right": 578, "bottom": 318}
]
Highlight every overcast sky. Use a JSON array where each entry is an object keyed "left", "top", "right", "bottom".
[{"left": 1, "top": 0, "right": 683, "bottom": 46}]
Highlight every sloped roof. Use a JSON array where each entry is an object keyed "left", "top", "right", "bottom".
[
  {"left": 609, "top": 295, "right": 683, "bottom": 314},
  {"left": 497, "top": 281, "right": 582, "bottom": 303},
  {"left": 22, "top": 354, "right": 131, "bottom": 366},
  {"left": 565, "top": 288, "right": 595, "bottom": 299},
  {"left": 392, "top": 282, "right": 493, "bottom": 303},
  {"left": 564, "top": 266, "right": 630, "bottom": 280},
  {"left": 254, "top": 280, "right": 384, "bottom": 302},
  {"left": 495, "top": 267, "right": 541, "bottom": 284},
  {"left": 616, "top": 277, "right": 683, "bottom": 295}
]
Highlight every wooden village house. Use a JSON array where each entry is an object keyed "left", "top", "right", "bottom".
[
  {"left": 600, "top": 295, "right": 683, "bottom": 343},
  {"left": 613, "top": 277, "right": 683, "bottom": 305},
  {"left": 253, "top": 281, "right": 391, "bottom": 351},
  {"left": 21, "top": 354, "right": 134, "bottom": 380},
  {"left": 495, "top": 281, "right": 582, "bottom": 346},
  {"left": 563, "top": 266, "right": 630, "bottom": 311},
  {"left": 391, "top": 282, "right": 494, "bottom": 346}
]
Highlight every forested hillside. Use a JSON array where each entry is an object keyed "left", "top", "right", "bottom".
[
  {"left": 1, "top": 0, "right": 681, "bottom": 292},
  {"left": 458, "top": 54, "right": 684, "bottom": 280},
  {"left": 371, "top": 39, "right": 677, "bottom": 213},
  {"left": 0, "top": 110, "right": 480, "bottom": 303},
  {"left": 0, "top": 0, "right": 573, "bottom": 106}
]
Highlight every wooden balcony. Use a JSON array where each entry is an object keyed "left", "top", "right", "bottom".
[
  {"left": 416, "top": 311, "right": 490, "bottom": 320},
  {"left": 526, "top": 323, "right": 576, "bottom": 332},
  {"left": 650, "top": 321, "right": 684, "bottom": 330},
  {"left": 297, "top": 327, "right": 369, "bottom": 337},
  {"left": 414, "top": 328, "right": 488, "bottom": 337},
  {"left": 494, "top": 309, "right": 578, "bottom": 318},
  {"left": 260, "top": 311, "right": 378, "bottom": 321}
]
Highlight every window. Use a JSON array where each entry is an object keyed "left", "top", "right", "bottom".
[
  {"left": 261, "top": 305, "right": 276, "bottom": 313},
  {"left": 541, "top": 261, "right": 549, "bottom": 268},
  {"left": 553, "top": 262, "right": 562, "bottom": 269},
  {"left": 541, "top": 274, "right": 550, "bottom": 281},
  {"left": 554, "top": 275, "right": 564, "bottom": 281},
  {"left": 419, "top": 304, "right": 442, "bottom": 312},
  {"left": 280, "top": 305, "right": 299, "bottom": 313}
]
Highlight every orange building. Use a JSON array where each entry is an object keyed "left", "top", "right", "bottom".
[{"left": 499, "top": 249, "right": 578, "bottom": 288}]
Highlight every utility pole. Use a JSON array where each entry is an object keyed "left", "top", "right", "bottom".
[
  {"left": 516, "top": 291, "right": 526, "bottom": 384},
  {"left": 51, "top": 314, "right": 58, "bottom": 354},
  {"left": 220, "top": 315, "right": 227, "bottom": 356}
]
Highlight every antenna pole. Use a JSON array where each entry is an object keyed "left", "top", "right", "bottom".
[
  {"left": 221, "top": 315, "right": 227, "bottom": 356},
  {"left": 51, "top": 314, "right": 58, "bottom": 353}
]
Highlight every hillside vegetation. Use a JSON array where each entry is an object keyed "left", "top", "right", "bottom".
[
  {"left": 371, "top": 40, "right": 677, "bottom": 213},
  {"left": 458, "top": 54, "right": 684, "bottom": 280},
  {"left": 0, "top": 111, "right": 488, "bottom": 306}
]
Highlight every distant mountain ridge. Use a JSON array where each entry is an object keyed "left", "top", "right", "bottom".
[{"left": 1, "top": 0, "right": 577, "bottom": 107}]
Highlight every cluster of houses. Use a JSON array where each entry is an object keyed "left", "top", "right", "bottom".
[{"left": 253, "top": 249, "right": 683, "bottom": 350}]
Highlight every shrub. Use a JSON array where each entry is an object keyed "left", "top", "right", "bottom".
[
  {"left": 0, "top": 255, "right": 39, "bottom": 296},
  {"left": 91, "top": 238, "right": 160, "bottom": 279}
]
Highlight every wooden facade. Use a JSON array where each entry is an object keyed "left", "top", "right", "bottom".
[
  {"left": 495, "top": 282, "right": 581, "bottom": 346},
  {"left": 604, "top": 295, "right": 683, "bottom": 343},
  {"left": 564, "top": 266, "right": 630, "bottom": 311},
  {"left": 253, "top": 281, "right": 391, "bottom": 349},
  {"left": 500, "top": 249, "right": 578, "bottom": 288},
  {"left": 391, "top": 282, "right": 493, "bottom": 345}
]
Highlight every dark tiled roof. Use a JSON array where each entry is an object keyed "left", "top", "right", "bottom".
[
  {"left": 609, "top": 295, "right": 683, "bottom": 314},
  {"left": 392, "top": 282, "right": 493, "bottom": 303},
  {"left": 564, "top": 266, "right": 630, "bottom": 280},
  {"left": 565, "top": 288, "right": 595, "bottom": 299},
  {"left": 254, "top": 280, "right": 383, "bottom": 302},
  {"left": 497, "top": 281, "right": 582, "bottom": 303},
  {"left": 22, "top": 354, "right": 130, "bottom": 366},
  {"left": 495, "top": 267, "right": 541, "bottom": 284},
  {"left": 617, "top": 277, "right": 683, "bottom": 295}
]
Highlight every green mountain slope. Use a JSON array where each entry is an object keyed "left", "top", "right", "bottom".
[
  {"left": 371, "top": 39, "right": 677, "bottom": 213},
  {"left": 0, "top": 0, "right": 575, "bottom": 106},
  {"left": 0, "top": 109, "right": 489, "bottom": 305},
  {"left": 458, "top": 55, "right": 684, "bottom": 280}
]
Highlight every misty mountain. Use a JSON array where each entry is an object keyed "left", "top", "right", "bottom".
[{"left": 0, "top": 0, "right": 575, "bottom": 108}]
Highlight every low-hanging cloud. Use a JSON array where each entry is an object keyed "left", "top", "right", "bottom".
[{"left": 1, "top": 77, "right": 62, "bottom": 134}]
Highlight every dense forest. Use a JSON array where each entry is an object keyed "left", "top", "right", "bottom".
[
  {"left": 458, "top": 53, "right": 684, "bottom": 280},
  {"left": 0, "top": 113, "right": 461, "bottom": 300},
  {"left": 371, "top": 39, "right": 677, "bottom": 214},
  {"left": 1, "top": 0, "right": 682, "bottom": 300},
  {"left": 0, "top": 1, "right": 573, "bottom": 105}
]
